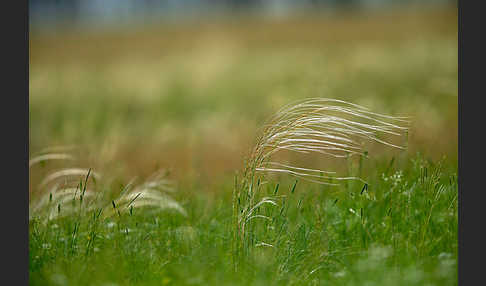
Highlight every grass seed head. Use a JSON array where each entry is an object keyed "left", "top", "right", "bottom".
[{"left": 247, "top": 98, "right": 410, "bottom": 186}]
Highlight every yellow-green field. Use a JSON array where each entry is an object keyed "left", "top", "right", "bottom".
[{"left": 29, "top": 7, "right": 457, "bottom": 286}]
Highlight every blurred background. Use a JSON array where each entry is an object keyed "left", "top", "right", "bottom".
[{"left": 29, "top": 0, "right": 457, "bottom": 190}]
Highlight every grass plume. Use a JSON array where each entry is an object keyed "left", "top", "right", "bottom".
[
  {"left": 247, "top": 98, "right": 409, "bottom": 185},
  {"left": 105, "top": 170, "right": 187, "bottom": 218},
  {"left": 29, "top": 154, "right": 186, "bottom": 223},
  {"left": 233, "top": 98, "right": 410, "bottom": 262}
]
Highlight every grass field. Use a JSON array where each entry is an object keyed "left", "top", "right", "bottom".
[{"left": 29, "top": 6, "right": 457, "bottom": 285}]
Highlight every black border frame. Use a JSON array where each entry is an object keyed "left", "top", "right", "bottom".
[{"left": 5, "top": 0, "right": 29, "bottom": 285}]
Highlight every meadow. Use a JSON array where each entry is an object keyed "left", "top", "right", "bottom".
[{"left": 29, "top": 7, "right": 457, "bottom": 285}]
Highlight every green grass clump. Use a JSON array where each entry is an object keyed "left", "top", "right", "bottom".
[
  {"left": 232, "top": 98, "right": 410, "bottom": 264},
  {"left": 29, "top": 154, "right": 457, "bottom": 285},
  {"left": 29, "top": 134, "right": 457, "bottom": 285}
]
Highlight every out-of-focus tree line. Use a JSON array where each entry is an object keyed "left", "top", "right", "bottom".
[{"left": 30, "top": 0, "right": 455, "bottom": 29}]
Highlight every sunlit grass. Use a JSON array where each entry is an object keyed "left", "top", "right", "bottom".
[
  {"left": 29, "top": 153, "right": 457, "bottom": 285},
  {"left": 29, "top": 7, "right": 457, "bottom": 286}
]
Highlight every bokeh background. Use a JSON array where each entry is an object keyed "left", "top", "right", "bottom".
[{"left": 29, "top": 0, "right": 457, "bottom": 191}]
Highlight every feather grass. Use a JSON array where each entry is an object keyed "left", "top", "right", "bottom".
[
  {"left": 233, "top": 98, "right": 410, "bottom": 263},
  {"left": 29, "top": 153, "right": 75, "bottom": 168},
  {"left": 105, "top": 171, "right": 187, "bottom": 218},
  {"left": 29, "top": 153, "right": 186, "bottom": 223},
  {"left": 246, "top": 98, "right": 409, "bottom": 185}
]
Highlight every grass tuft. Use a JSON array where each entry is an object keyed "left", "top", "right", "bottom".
[{"left": 233, "top": 98, "right": 410, "bottom": 263}]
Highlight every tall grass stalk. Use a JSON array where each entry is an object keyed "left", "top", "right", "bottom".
[{"left": 233, "top": 98, "right": 409, "bottom": 265}]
